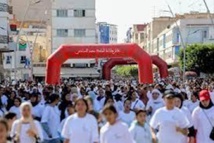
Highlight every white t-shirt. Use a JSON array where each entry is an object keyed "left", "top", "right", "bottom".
[
  {"left": 131, "top": 99, "right": 145, "bottom": 110},
  {"left": 100, "top": 121, "right": 134, "bottom": 143},
  {"left": 129, "top": 122, "right": 152, "bottom": 143},
  {"left": 32, "top": 104, "right": 44, "bottom": 119},
  {"left": 58, "top": 118, "right": 66, "bottom": 134},
  {"left": 9, "top": 106, "right": 21, "bottom": 118},
  {"left": 62, "top": 113, "right": 99, "bottom": 143},
  {"left": 188, "top": 100, "right": 199, "bottom": 113},
  {"left": 146, "top": 98, "right": 165, "bottom": 116},
  {"left": 1, "top": 95, "right": 8, "bottom": 106},
  {"left": 119, "top": 111, "right": 135, "bottom": 127},
  {"left": 0, "top": 109, "right": 4, "bottom": 117},
  {"left": 192, "top": 106, "right": 214, "bottom": 143},
  {"left": 183, "top": 100, "right": 191, "bottom": 109},
  {"left": 180, "top": 106, "right": 193, "bottom": 143},
  {"left": 10, "top": 120, "right": 44, "bottom": 143},
  {"left": 95, "top": 96, "right": 106, "bottom": 110},
  {"left": 147, "top": 91, "right": 152, "bottom": 100},
  {"left": 115, "top": 101, "right": 123, "bottom": 111},
  {"left": 150, "top": 107, "right": 189, "bottom": 143},
  {"left": 41, "top": 105, "right": 61, "bottom": 139}
]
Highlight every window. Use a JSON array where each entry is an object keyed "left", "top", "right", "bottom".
[
  {"left": 57, "top": 29, "right": 68, "bottom": 37},
  {"left": 56, "top": 9, "right": 68, "bottom": 17},
  {"left": 74, "top": 9, "right": 86, "bottom": 17},
  {"left": 20, "top": 56, "right": 26, "bottom": 64},
  {"left": 135, "top": 34, "right": 138, "bottom": 40},
  {"left": 73, "top": 63, "right": 88, "bottom": 68},
  {"left": 6, "top": 56, "right": 11, "bottom": 64},
  {"left": 203, "top": 30, "right": 208, "bottom": 39},
  {"left": 74, "top": 29, "right": 86, "bottom": 37},
  {"left": 163, "top": 34, "right": 166, "bottom": 48},
  {"left": 140, "top": 33, "right": 144, "bottom": 42}
]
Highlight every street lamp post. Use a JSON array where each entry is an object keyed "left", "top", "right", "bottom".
[{"left": 14, "top": 0, "right": 41, "bottom": 81}]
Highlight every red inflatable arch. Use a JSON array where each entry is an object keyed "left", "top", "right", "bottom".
[
  {"left": 102, "top": 55, "right": 169, "bottom": 80},
  {"left": 46, "top": 44, "right": 153, "bottom": 84}
]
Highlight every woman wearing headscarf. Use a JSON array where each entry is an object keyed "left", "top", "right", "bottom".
[
  {"left": 10, "top": 102, "right": 43, "bottom": 143},
  {"left": 192, "top": 90, "right": 214, "bottom": 143},
  {"left": 7, "top": 91, "right": 17, "bottom": 111},
  {"left": 59, "top": 92, "right": 72, "bottom": 121},
  {"left": 30, "top": 93, "right": 44, "bottom": 122},
  {"left": 146, "top": 89, "right": 164, "bottom": 117}
]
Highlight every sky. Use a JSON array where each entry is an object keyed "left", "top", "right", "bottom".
[{"left": 96, "top": 0, "right": 214, "bottom": 42}]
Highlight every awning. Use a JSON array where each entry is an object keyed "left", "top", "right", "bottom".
[{"left": 33, "top": 67, "right": 100, "bottom": 77}]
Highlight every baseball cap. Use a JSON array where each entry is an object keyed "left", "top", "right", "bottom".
[
  {"left": 199, "top": 90, "right": 210, "bottom": 101},
  {"left": 163, "top": 90, "right": 175, "bottom": 99}
]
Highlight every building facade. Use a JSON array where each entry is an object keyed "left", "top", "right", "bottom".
[
  {"left": 3, "top": 21, "right": 51, "bottom": 80},
  {"left": 0, "top": 0, "right": 9, "bottom": 50},
  {"left": 9, "top": 0, "right": 51, "bottom": 24},
  {"left": 143, "top": 16, "right": 176, "bottom": 54},
  {"left": 132, "top": 24, "right": 147, "bottom": 48},
  {"left": 0, "top": 0, "right": 15, "bottom": 80},
  {"left": 152, "top": 13, "right": 214, "bottom": 64},
  {"left": 96, "top": 22, "right": 118, "bottom": 44},
  {"left": 51, "top": 0, "right": 99, "bottom": 78}
]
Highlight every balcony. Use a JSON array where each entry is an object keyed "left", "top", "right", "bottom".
[
  {"left": 0, "top": 35, "right": 8, "bottom": 44},
  {"left": 0, "top": 3, "right": 8, "bottom": 12}
]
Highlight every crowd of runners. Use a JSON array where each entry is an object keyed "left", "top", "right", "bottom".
[{"left": 0, "top": 78, "right": 213, "bottom": 143}]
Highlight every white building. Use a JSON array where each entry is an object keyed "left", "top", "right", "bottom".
[
  {"left": 0, "top": 0, "right": 9, "bottom": 50},
  {"left": 152, "top": 13, "right": 214, "bottom": 64},
  {"left": 0, "top": 0, "right": 15, "bottom": 80},
  {"left": 96, "top": 22, "right": 118, "bottom": 44},
  {"left": 3, "top": 21, "right": 51, "bottom": 80},
  {"left": 51, "top": 0, "right": 99, "bottom": 78},
  {"left": 131, "top": 24, "right": 147, "bottom": 48}
]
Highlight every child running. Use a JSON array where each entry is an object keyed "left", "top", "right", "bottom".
[{"left": 100, "top": 104, "right": 134, "bottom": 143}]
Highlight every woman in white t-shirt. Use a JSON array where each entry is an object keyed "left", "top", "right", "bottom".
[
  {"left": 62, "top": 98, "right": 99, "bottom": 143},
  {"left": 130, "top": 92, "right": 145, "bottom": 112},
  {"left": 10, "top": 102, "right": 43, "bottom": 143},
  {"left": 192, "top": 90, "right": 214, "bottom": 143},
  {"left": 150, "top": 90, "right": 190, "bottom": 143},
  {"left": 41, "top": 93, "right": 61, "bottom": 143},
  {"left": 9, "top": 97, "right": 22, "bottom": 119},
  {"left": 189, "top": 92, "right": 199, "bottom": 113},
  {"left": 100, "top": 104, "right": 134, "bottom": 143},
  {"left": 119, "top": 99, "right": 135, "bottom": 127}
]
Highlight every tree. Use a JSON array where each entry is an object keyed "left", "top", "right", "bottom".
[
  {"left": 179, "top": 44, "right": 214, "bottom": 74},
  {"left": 115, "top": 65, "right": 138, "bottom": 77}
]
